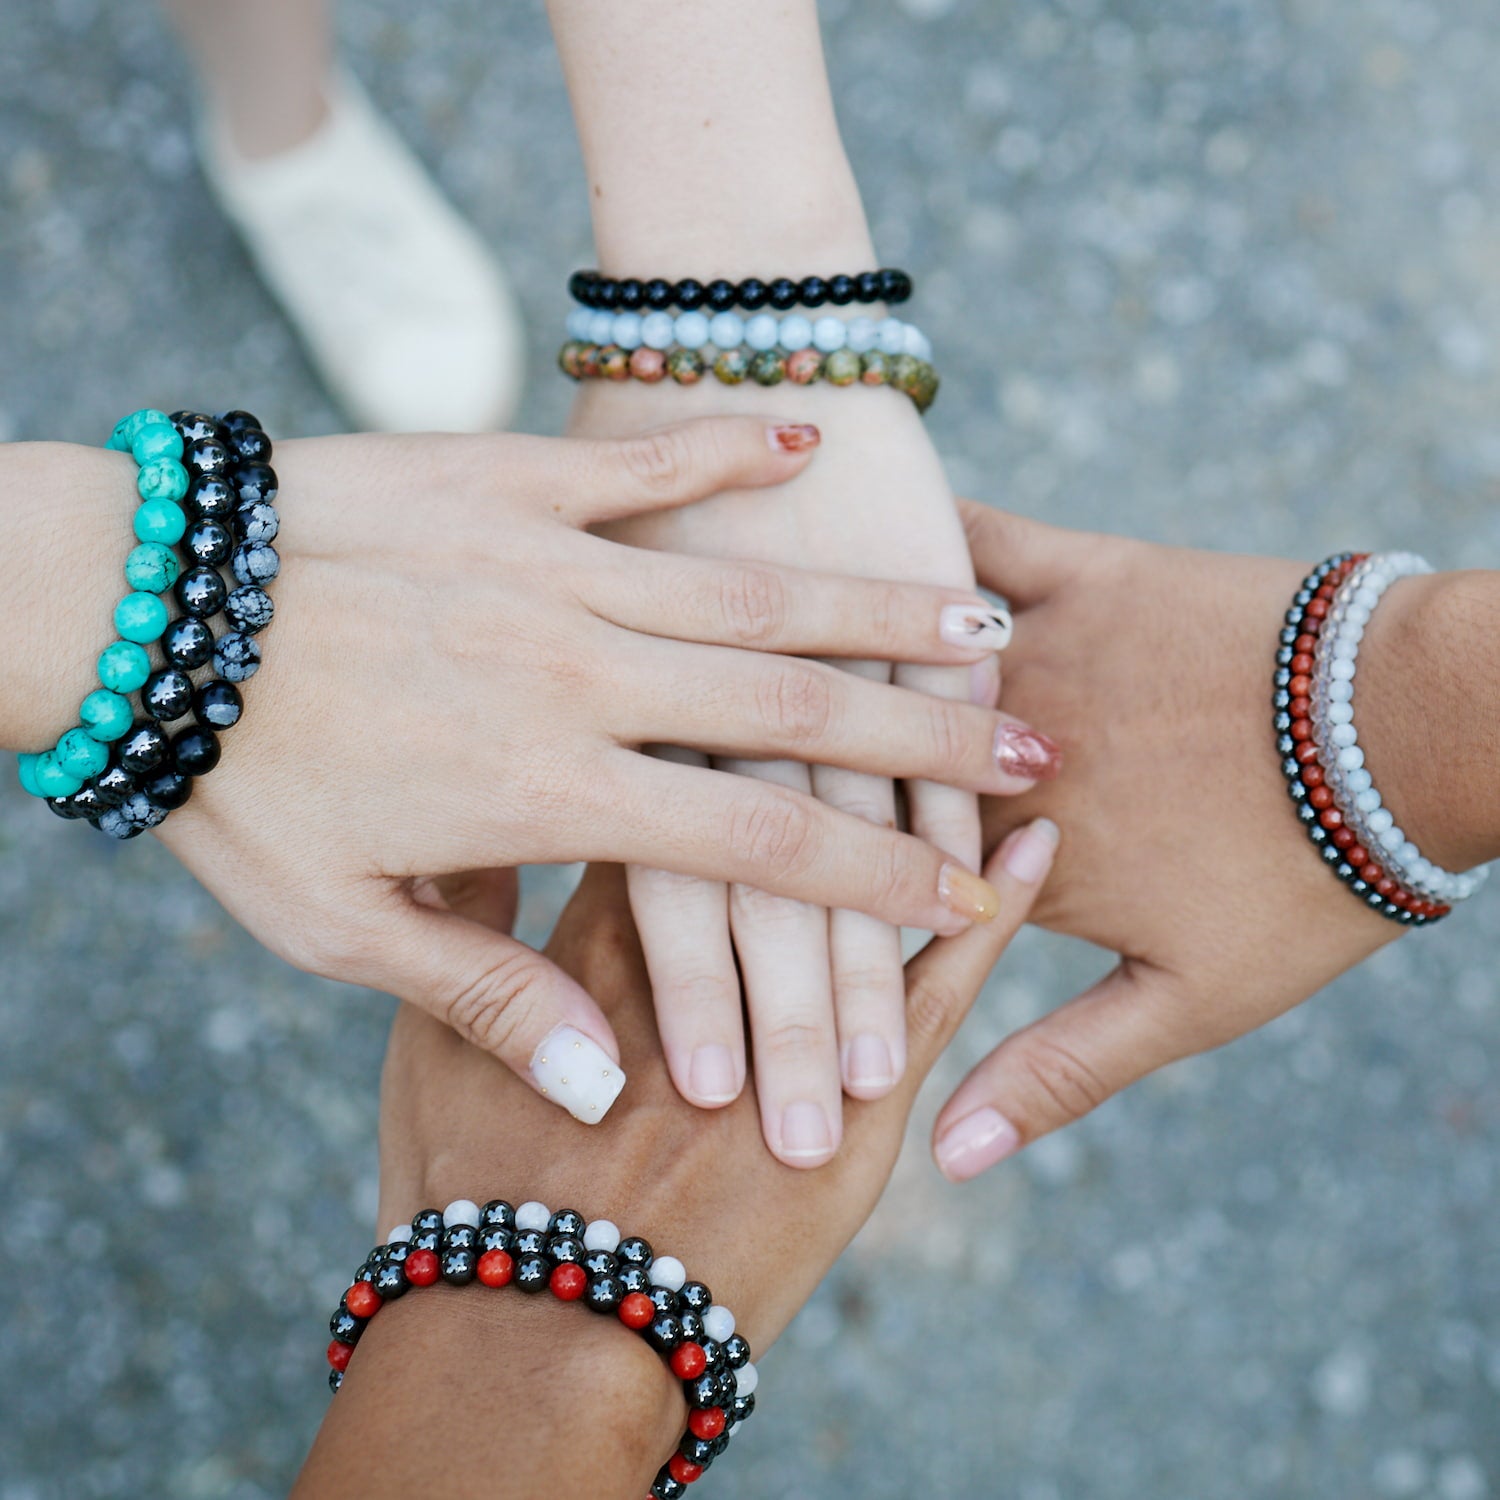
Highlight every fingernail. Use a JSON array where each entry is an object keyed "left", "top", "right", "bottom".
[
  {"left": 844, "top": 1032, "right": 896, "bottom": 1094},
  {"left": 530, "top": 1025, "right": 627, "bottom": 1125},
  {"left": 938, "top": 863, "right": 1001, "bottom": 923},
  {"left": 1001, "top": 817, "right": 1060, "bottom": 884},
  {"left": 935, "top": 1106, "right": 1021, "bottom": 1182},
  {"left": 940, "top": 602, "right": 1014, "bottom": 652},
  {"left": 969, "top": 655, "right": 1001, "bottom": 707},
  {"left": 779, "top": 1100, "right": 835, "bottom": 1161},
  {"left": 688, "top": 1044, "right": 739, "bottom": 1104},
  {"left": 994, "top": 722, "right": 1062, "bottom": 781},
  {"left": 768, "top": 423, "right": 820, "bottom": 453}
]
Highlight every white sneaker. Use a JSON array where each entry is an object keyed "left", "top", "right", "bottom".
[{"left": 199, "top": 70, "right": 525, "bottom": 432}]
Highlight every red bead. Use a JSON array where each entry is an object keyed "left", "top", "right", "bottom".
[
  {"left": 404, "top": 1249, "right": 440, "bottom": 1287},
  {"left": 619, "top": 1292, "right": 655, "bottom": 1329},
  {"left": 1300, "top": 763, "right": 1324, "bottom": 788},
  {"left": 1294, "top": 634, "right": 1318, "bottom": 655},
  {"left": 1388, "top": 889, "right": 1411, "bottom": 909},
  {"left": 1435, "top": 904, "right": 1452, "bottom": 917},
  {"left": 1290, "top": 716, "right": 1313, "bottom": 741},
  {"left": 688, "top": 1407, "right": 726, "bottom": 1440},
  {"left": 1305, "top": 598, "right": 1329, "bottom": 619},
  {"left": 1299, "top": 614, "right": 1322, "bottom": 635},
  {"left": 1289, "top": 653, "right": 1314, "bottom": 676},
  {"left": 1332, "top": 827, "right": 1356, "bottom": 849},
  {"left": 550, "top": 1263, "right": 587, "bottom": 1300},
  {"left": 1289, "top": 696, "right": 1311, "bottom": 718},
  {"left": 1294, "top": 742, "right": 1320, "bottom": 765},
  {"left": 671, "top": 1342, "right": 708, "bottom": 1380},
  {"left": 346, "top": 1282, "right": 381, "bottom": 1319},
  {"left": 1375, "top": 877, "right": 1396, "bottom": 897},
  {"left": 477, "top": 1249, "right": 514, "bottom": 1287},
  {"left": 1346, "top": 844, "right": 1367, "bottom": 868},
  {"left": 1318, "top": 807, "right": 1344, "bottom": 830},
  {"left": 668, "top": 1453, "right": 704, "bottom": 1485},
  {"left": 1315, "top": 583, "right": 1336, "bottom": 600},
  {"left": 1288, "top": 683, "right": 1313, "bottom": 706},
  {"left": 1360, "top": 863, "right": 1383, "bottom": 883},
  {"left": 1308, "top": 785, "right": 1334, "bottom": 810},
  {"left": 327, "top": 1340, "right": 354, "bottom": 1372}
]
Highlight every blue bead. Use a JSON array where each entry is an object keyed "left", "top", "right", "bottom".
[
  {"left": 16, "top": 752, "right": 43, "bottom": 797},
  {"left": 875, "top": 318, "right": 906, "bottom": 354},
  {"left": 136, "top": 458, "right": 189, "bottom": 503},
  {"left": 565, "top": 307, "right": 593, "bottom": 341},
  {"left": 707, "top": 312, "right": 744, "bottom": 349},
  {"left": 80, "top": 689, "right": 135, "bottom": 742},
  {"left": 55, "top": 727, "right": 109, "bottom": 779},
  {"left": 845, "top": 316, "right": 878, "bottom": 353},
  {"left": 134, "top": 499, "right": 188, "bottom": 545},
  {"left": 114, "top": 591, "right": 170, "bottom": 644},
  {"left": 778, "top": 315, "right": 813, "bottom": 351},
  {"left": 124, "top": 542, "right": 180, "bottom": 594},
  {"left": 612, "top": 313, "right": 643, "bottom": 350},
  {"left": 131, "top": 422, "right": 185, "bottom": 466},
  {"left": 812, "top": 317, "right": 847, "bottom": 352},
  {"left": 673, "top": 312, "right": 710, "bottom": 350},
  {"left": 587, "top": 310, "right": 615, "bottom": 345},
  {"left": 110, "top": 408, "right": 169, "bottom": 451},
  {"left": 98, "top": 640, "right": 151, "bottom": 693},
  {"left": 744, "top": 314, "right": 779, "bottom": 352},
  {"left": 640, "top": 312, "right": 675, "bottom": 350},
  {"left": 32, "top": 751, "right": 84, "bottom": 799}
]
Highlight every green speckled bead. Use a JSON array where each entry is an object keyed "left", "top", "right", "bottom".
[
  {"left": 114, "top": 591, "right": 170, "bottom": 644},
  {"left": 98, "top": 639, "right": 151, "bottom": 693},
  {"left": 667, "top": 348, "right": 704, "bottom": 385},
  {"left": 577, "top": 344, "right": 602, "bottom": 379},
  {"left": 136, "top": 456, "right": 189, "bottom": 503},
  {"left": 134, "top": 498, "right": 188, "bottom": 545},
  {"left": 80, "top": 688, "right": 135, "bottom": 742},
  {"left": 598, "top": 345, "right": 631, "bottom": 381},
  {"left": 109, "top": 408, "right": 170, "bottom": 452},
  {"left": 913, "top": 364, "right": 940, "bottom": 412},
  {"left": 16, "top": 753, "right": 43, "bottom": 797},
  {"left": 824, "top": 349, "right": 861, "bottom": 386},
  {"left": 559, "top": 340, "right": 588, "bottom": 379},
  {"left": 131, "top": 422, "right": 185, "bottom": 465},
  {"left": 749, "top": 350, "right": 786, "bottom": 386},
  {"left": 55, "top": 727, "right": 110, "bottom": 780},
  {"left": 890, "top": 354, "right": 922, "bottom": 396},
  {"left": 713, "top": 348, "right": 751, "bottom": 385},
  {"left": 860, "top": 351, "right": 892, "bottom": 386},
  {"left": 32, "top": 751, "right": 84, "bottom": 799},
  {"left": 124, "top": 541, "right": 180, "bottom": 594}
]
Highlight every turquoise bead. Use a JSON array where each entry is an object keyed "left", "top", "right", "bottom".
[
  {"left": 110, "top": 408, "right": 169, "bottom": 451},
  {"left": 136, "top": 457, "right": 189, "bottom": 503},
  {"left": 124, "top": 541, "right": 180, "bottom": 594},
  {"left": 134, "top": 498, "right": 187, "bottom": 545},
  {"left": 32, "top": 751, "right": 84, "bottom": 799},
  {"left": 114, "top": 591, "right": 169, "bottom": 644},
  {"left": 98, "top": 639, "right": 151, "bottom": 693},
  {"left": 80, "top": 688, "right": 134, "bottom": 742},
  {"left": 131, "top": 422, "right": 185, "bottom": 466},
  {"left": 16, "top": 752, "right": 43, "bottom": 797},
  {"left": 55, "top": 727, "right": 109, "bottom": 780}
]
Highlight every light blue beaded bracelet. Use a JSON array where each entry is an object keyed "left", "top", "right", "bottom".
[
  {"left": 563, "top": 306, "right": 933, "bottom": 362},
  {"left": 17, "top": 408, "right": 190, "bottom": 800}
]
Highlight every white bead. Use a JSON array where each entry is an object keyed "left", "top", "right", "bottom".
[
  {"left": 1329, "top": 722, "right": 1357, "bottom": 747},
  {"left": 1355, "top": 787, "right": 1382, "bottom": 814},
  {"left": 566, "top": 307, "right": 593, "bottom": 341},
  {"left": 641, "top": 312, "right": 675, "bottom": 350},
  {"left": 443, "top": 1198, "right": 481, "bottom": 1228},
  {"left": 673, "top": 311, "right": 710, "bottom": 349},
  {"left": 1345, "top": 767, "right": 1372, "bottom": 793},
  {"left": 744, "top": 313, "right": 780, "bottom": 351},
  {"left": 901, "top": 323, "right": 927, "bottom": 357},
  {"left": 515, "top": 1200, "right": 551, "bottom": 1232},
  {"left": 1328, "top": 680, "right": 1353, "bottom": 703},
  {"left": 1327, "top": 702, "right": 1354, "bottom": 725},
  {"left": 1345, "top": 604, "right": 1370, "bottom": 627},
  {"left": 702, "top": 1305, "right": 736, "bottom": 1343},
  {"left": 1367, "top": 807, "right": 1394, "bottom": 834},
  {"left": 612, "top": 312, "right": 643, "bottom": 350},
  {"left": 1409, "top": 858, "right": 1434, "bottom": 887},
  {"left": 845, "top": 315, "right": 878, "bottom": 352},
  {"left": 1353, "top": 587, "right": 1380, "bottom": 610},
  {"left": 582, "top": 1219, "right": 621, "bottom": 1254},
  {"left": 588, "top": 311, "right": 615, "bottom": 346},
  {"left": 387, "top": 1223, "right": 413, "bottom": 1244},
  {"left": 735, "top": 1362, "right": 759, "bottom": 1397},
  {"left": 1342, "top": 622, "right": 1364, "bottom": 644},
  {"left": 1332, "top": 636, "right": 1359, "bottom": 660},
  {"left": 812, "top": 316, "right": 847, "bottom": 352},
  {"left": 1380, "top": 825, "right": 1405, "bottom": 852},
  {"left": 779, "top": 314, "right": 813, "bottom": 351},
  {"left": 875, "top": 317, "right": 906, "bottom": 354},
  {"left": 1337, "top": 746, "right": 1364, "bottom": 771},
  {"left": 1330, "top": 657, "right": 1356, "bottom": 681},
  {"left": 648, "top": 1255, "right": 686, "bottom": 1291},
  {"left": 911, "top": 330, "right": 934, "bottom": 361},
  {"left": 708, "top": 312, "right": 745, "bottom": 349},
  {"left": 1398, "top": 840, "right": 1421, "bottom": 866}
]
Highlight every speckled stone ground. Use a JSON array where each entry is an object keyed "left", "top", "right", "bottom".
[{"left": 3, "top": 1, "right": 1499, "bottom": 1496}]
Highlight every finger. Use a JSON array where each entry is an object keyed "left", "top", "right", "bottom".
[
  {"left": 417, "top": 868, "right": 519, "bottom": 935},
  {"left": 931, "top": 956, "right": 1185, "bottom": 1182},
  {"left": 604, "top": 750, "right": 1003, "bottom": 936},
  {"left": 958, "top": 497, "right": 1081, "bottom": 609},
  {"left": 583, "top": 542, "right": 1013, "bottom": 662},
  {"left": 566, "top": 416, "right": 823, "bottom": 524},
  {"left": 899, "top": 817, "right": 1061, "bottom": 1092},
  {"left": 619, "top": 642, "right": 1055, "bottom": 796},
  {"left": 358, "top": 894, "right": 627, "bottom": 1125},
  {"left": 720, "top": 756, "right": 841, "bottom": 1170}
]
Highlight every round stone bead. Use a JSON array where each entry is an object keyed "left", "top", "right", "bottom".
[
  {"left": 744, "top": 313, "right": 779, "bottom": 351},
  {"left": 232, "top": 543, "right": 280, "bottom": 586},
  {"left": 177, "top": 566, "right": 228, "bottom": 619},
  {"left": 701, "top": 1304, "right": 735, "bottom": 1343},
  {"left": 617, "top": 1264, "right": 650, "bottom": 1294},
  {"left": 441, "top": 1249, "right": 476, "bottom": 1285},
  {"left": 410, "top": 1208, "right": 444, "bottom": 1234},
  {"left": 824, "top": 349, "right": 861, "bottom": 385},
  {"left": 640, "top": 312, "right": 676, "bottom": 350},
  {"left": 162, "top": 617, "right": 215, "bottom": 671},
  {"left": 136, "top": 458, "right": 189, "bottom": 503},
  {"left": 705, "top": 279, "right": 736, "bottom": 312},
  {"left": 477, "top": 1224, "right": 513, "bottom": 1254},
  {"left": 109, "top": 408, "right": 170, "bottom": 451},
  {"left": 786, "top": 349, "right": 822, "bottom": 384},
  {"left": 768, "top": 277, "right": 798, "bottom": 310},
  {"left": 683, "top": 1373, "right": 720, "bottom": 1409},
  {"left": 442, "top": 1225, "right": 479, "bottom": 1255},
  {"left": 172, "top": 413, "right": 222, "bottom": 445},
  {"left": 512, "top": 1228, "right": 546, "bottom": 1258},
  {"left": 778, "top": 314, "right": 813, "bottom": 351},
  {"left": 188, "top": 474, "right": 236, "bottom": 521},
  {"left": 749, "top": 350, "right": 785, "bottom": 385},
  {"left": 812, "top": 316, "right": 847, "bottom": 352},
  {"left": 403, "top": 1250, "right": 441, "bottom": 1286},
  {"left": 675, "top": 279, "right": 705, "bottom": 310},
  {"left": 707, "top": 311, "right": 744, "bottom": 348},
  {"left": 565, "top": 306, "right": 592, "bottom": 340},
  {"left": 409, "top": 1226, "right": 441, "bottom": 1252},
  {"left": 96, "top": 791, "right": 162, "bottom": 839},
  {"left": 98, "top": 640, "right": 151, "bottom": 693},
  {"left": 678, "top": 1309, "right": 704, "bottom": 1343},
  {"left": 649, "top": 1255, "right": 687, "bottom": 1291},
  {"left": 93, "top": 760, "right": 136, "bottom": 807},
  {"left": 616, "top": 279, "right": 645, "bottom": 310},
  {"left": 644, "top": 1313, "right": 682, "bottom": 1353},
  {"left": 651, "top": 1473, "right": 687, "bottom": 1500},
  {"left": 544, "top": 1209, "right": 584, "bottom": 1238},
  {"left": 185, "top": 519, "right": 234, "bottom": 567},
  {"left": 442, "top": 1198, "right": 481, "bottom": 1229},
  {"left": 235, "top": 464, "right": 278, "bottom": 506},
  {"left": 142, "top": 669, "right": 194, "bottom": 722},
  {"left": 223, "top": 586, "right": 274, "bottom": 637},
  {"left": 678, "top": 1436, "right": 716, "bottom": 1470},
  {"left": 219, "top": 410, "right": 262, "bottom": 438},
  {"left": 875, "top": 318, "right": 907, "bottom": 354},
  {"left": 514, "top": 1254, "right": 550, "bottom": 1293},
  {"left": 114, "top": 591, "right": 169, "bottom": 644},
  {"left": 49, "top": 788, "right": 91, "bottom": 819},
  {"left": 722, "top": 1333, "right": 751, "bottom": 1368},
  {"left": 644, "top": 278, "right": 673, "bottom": 309},
  {"left": 236, "top": 497, "right": 280, "bottom": 543},
  {"left": 16, "top": 753, "right": 46, "bottom": 797},
  {"left": 734, "top": 1361, "right": 759, "bottom": 1396},
  {"left": 55, "top": 728, "right": 109, "bottom": 780},
  {"left": 736, "top": 277, "right": 769, "bottom": 309},
  {"left": 480, "top": 1200, "right": 516, "bottom": 1229},
  {"left": 193, "top": 680, "right": 243, "bottom": 730},
  {"left": 673, "top": 312, "right": 710, "bottom": 349},
  {"left": 231, "top": 428, "right": 273, "bottom": 464},
  {"left": 80, "top": 689, "right": 135, "bottom": 743},
  {"left": 476, "top": 1249, "right": 514, "bottom": 1287},
  {"left": 124, "top": 542, "right": 180, "bottom": 595},
  {"left": 513, "top": 1201, "right": 550, "bottom": 1233},
  {"left": 611, "top": 312, "right": 643, "bottom": 350},
  {"left": 583, "top": 1218, "right": 620, "bottom": 1253},
  {"left": 616, "top": 1236, "right": 652, "bottom": 1267},
  {"left": 585, "top": 1275, "right": 624, "bottom": 1315},
  {"left": 141, "top": 768, "right": 193, "bottom": 811},
  {"left": 828, "top": 273, "right": 856, "bottom": 304},
  {"left": 373, "top": 1261, "right": 409, "bottom": 1299},
  {"left": 582, "top": 1248, "right": 617, "bottom": 1278},
  {"left": 117, "top": 721, "right": 170, "bottom": 774},
  {"left": 134, "top": 498, "right": 188, "bottom": 545},
  {"left": 666, "top": 348, "right": 703, "bottom": 384},
  {"left": 587, "top": 310, "right": 614, "bottom": 345},
  {"left": 648, "top": 1286, "right": 679, "bottom": 1316},
  {"left": 678, "top": 1281, "right": 712, "bottom": 1312},
  {"left": 173, "top": 725, "right": 221, "bottom": 776},
  {"left": 184, "top": 438, "right": 232, "bottom": 476}
]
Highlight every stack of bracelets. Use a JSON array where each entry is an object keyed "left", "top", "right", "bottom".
[
  {"left": 15, "top": 407, "right": 279, "bottom": 839},
  {"left": 558, "top": 265, "right": 940, "bottom": 413},
  {"left": 1274, "top": 551, "right": 1488, "bottom": 924},
  {"left": 326, "top": 1198, "right": 757, "bottom": 1499}
]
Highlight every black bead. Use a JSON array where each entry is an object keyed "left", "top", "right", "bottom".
[
  {"left": 480, "top": 1200, "right": 515, "bottom": 1229},
  {"left": 142, "top": 669, "right": 194, "bottom": 723},
  {"left": 1274, "top": 667, "right": 1292, "bottom": 687},
  {"left": 722, "top": 1333, "right": 750, "bottom": 1368},
  {"left": 736, "top": 277, "right": 768, "bottom": 309},
  {"left": 644, "top": 278, "right": 673, "bottom": 310},
  {"left": 330, "top": 1307, "right": 362, "bottom": 1343},
  {"left": 1277, "top": 734, "right": 1295, "bottom": 756},
  {"left": 141, "top": 768, "right": 193, "bottom": 811},
  {"left": 705, "top": 279, "right": 736, "bottom": 312},
  {"left": 329, "top": 1369, "right": 344, "bottom": 1394},
  {"left": 1294, "top": 589, "right": 1312, "bottom": 607},
  {"left": 353, "top": 1259, "right": 379, "bottom": 1284},
  {"left": 1273, "top": 712, "right": 1292, "bottom": 733},
  {"left": 855, "top": 270, "right": 882, "bottom": 301},
  {"left": 92, "top": 761, "right": 136, "bottom": 807},
  {"left": 409, "top": 1227, "right": 441, "bottom": 1252},
  {"left": 117, "top": 721, "right": 170, "bottom": 774},
  {"left": 1337, "top": 863, "right": 1355, "bottom": 880},
  {"left": 184, "top": 438, "right": 233, "bottom": 476},
  {"left": 235, "top": 463, "right": 278, "bottom": 506},
  {"left": 1273, "top": 689, "right": 1291, "bottom": 710},
  {"left": 512, "top": 1228, "right": 546, "bottom": 1258},
  {"left": 548, "top": 1235, "right": 585, "bottom": 1265},
  {"left": 163, "top": 616, "right": 215, "bottom": 670},
  {"left": 1279, "top": 625, "right": 1299, "bottom": 646},
  {"left": 218, "top": 410, "right": 262, "bottom": 438},
  {"left": 798, "top": 275, "right": 829, "bottom": 307},
  {"left": 95, "top": 790, "right": 164, "bottom": 839},
  {"left": 714, "top": 1368, "right": 737, "bottom": 1406},
  {"left": 678, "top": 1309, "right": 704, "bottom": 1343},
  {"left": 617, "top": 1236, "right": 652, "bottom": 1266},
  {"left": 643, "top": 1312, "right": 682, "bottom": 1352},
  {"left": 584, "top": 1275, "right": 623, "bottom": 1314},
  {"left": 187, "top": 474, "right": 237, "bottom": 521},
  {"left": 679, "top": 1436, "right": 716, "bottom": 1470},
  {"left": 1289, "top": 779, "right": 1308, "bottom": 803},
  {"left": 47, "top": 794, "right": 83, "bottom": 820},
  {"left": 1351, "top": 879, "right": 1370, "bottom": 895},
  {"left": 595, "top": 278, "right": 620, "bottom": 310},
  {"left": 441, "top": 1223, "right": 478, "bottom": 1254},
  {"left": 678, "top": 1281, "right": 712, "bottom": 1312},
  {"left": 235, "top": 498, "right": 280, "bottom": 544},
  {"left": 1309, "top": 821, "right": 1328, "bottom": 842},
  {"left": 514, "top": 1254, "right": 550, "bottom": 1292},
  {"left": 1321, "top": 844, "right": 1342, "bottom": 864},
  {"left": 617, "top": 278, "right": 645, "bottom": 310},
  {"left": 675, "top": 278, "right": 705, "bottom": 310},
  {"left": 648, "top": 1286, "right": 679, "bottom": 1316},
  {"left": 651, "top": 1475, "right": 687, "bottom": 1500},
  {"left": 698, "top": 1337, "right": 723, "bottom": 1370},
  {"left": 732, "top": 1392, "right": 755, "bottom": 1423},
  {"left": 383, "top": 1241, "right": 412, "bottom": 1265},
  {"left": 176, "top": 565, "right": 227, "bottom": 619},
  {"left": 441, "top": 1249, "right": 476, "bottom": 1285},
  {"left": 768, "top": 277, "right": 799, "bottom": 309},
  {"left": 477, "top": 1224, "right": 513, "bottom": 1254},
  {"left": 569, "top": 271, "right": 593, "bottom": 303},
  {"left": 68, "top": 785, "right": 113, "bottom": 818},
  {"left": 373, "top": 1261, "right": 409, "bottom": 1299},
  {"left": 174, "top": 413, "right": 222, "bottom": 445},
  {"left": 194, "top": 679, "right": 243, "bottom": 730},
  {"left": 214, "top": 632, "right": 261, "bottom": 683},
  {"left": 230, "top": 427, "right": 273, "bottom": 464},
  {"left": 185, "top": 519, "right": 234, "bottom": 567},
  {"left": 618, "top": 1264, "right": 650, "bottom": 1294},
  {"left": 233, "top": 542, "right": 280, "bottom": 586},
  {"left": 684, "top": 1373, "right": 720, "bottom": 1409},
  {"left": 410, "top": 1209, "right": 443, "bottom": 1233},
  {"left": 1275, "top": 646, "right": 1293, "bottom": 667},
  {"left": 878, "top": 268, "right": 913, "bottom": 303},
  {"left": 582, "top": 1248, "right": 617, "bottom": 1278},
  {"left": 547, "top": 1208, "right": 586, "bottom": 1237},
  {"left": 828, "top": 273, "right": 856, "bottom": 305},
  {"left": 1284, "top": 610, "right": 1302, "bottom": 628}
]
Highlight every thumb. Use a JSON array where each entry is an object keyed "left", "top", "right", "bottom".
[
  {"left": 366, "top": 895, "right": 627, "bottom": 1125},
  {"left": 957, "top": 498, "right": 1081, "bottom": 609},
  {"left": 931, "top": 959, "right": 1186, "bottom": 1181}
]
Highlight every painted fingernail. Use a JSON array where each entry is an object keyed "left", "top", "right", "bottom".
[
  {"left": 935, "top": 1106, "right": 1021, "bottom": 1182},
  {"left": 1001, "top": 817, "right": 1059, "bottom": 884},
  {"left": 688, "top": 1044, "right": 739, "bottom": 1105},
  {"left": 844, "top": 1033, "right": 896, "bottom": 1094},
  {"left": 938, "top": 863, "right": 1001, "bottom": 923},
  {"left": 530, "top": 1026, "right": 627, "bottom": 1125},
  {"left": 994, "top": 722, "right": 1062, "bottom": 781},
  {"left": 940, "top": 602, "right": 1014, "bottom": 652},
  {"left": 779, "top": 1100, "right": 835, "bottom": 1161},
  {"left": 768, "top": 423, "right": 820, "bottom": 453},
  {"left": 969, "top": 655, "right": 1002, "bottom": 707}
]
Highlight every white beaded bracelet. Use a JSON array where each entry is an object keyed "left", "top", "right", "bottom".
[
  {"left": 564, "top": 305, "right": 933, "bottom": 361},
  {"left": 1312, "top": 551, "right": 1488, "bottom": 907}
]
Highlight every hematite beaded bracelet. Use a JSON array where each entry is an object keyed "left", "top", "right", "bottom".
[
  {"left": 325, "top": 1198, "right": 758, "bottom": 1497},
  {"left": 569, "top": 267, "right": 913, "bottom": 312}
]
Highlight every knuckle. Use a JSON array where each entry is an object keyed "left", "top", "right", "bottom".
[
  {"left": 717, "top": 566, "right": 789, "bottom": 646},
  {"left": 756, "top": 665, "right": 837, "bottom": 746},
  {"left": 924, "top": 699, "right": 972, "bottom": 777},
  {"left": 443, "top": 949, "right": 547, "bottom": 1057},
  {"left": 1018, "top": 1035, "right": 1111, "bottom": 1123},
  {"left": 729, "top": 880, "right": 813, "bottom": 926},
  {"left": 759, "top": 1018, "right": 828, "bottom": 1060},
  {"left": 727, "top": 794, "right": 820, "bottom": 881},
  {"left": 620, "top": 430, "right": 686, "bottom": 494},
  {"left": 865, "top": 581, "right": 905, "bottom": 651},
  {"left": 905, "top": 970, "right": 965, "bottom": 1049},
  {"left": 864, "top": 835, "right": 917, "bottom": 915}
]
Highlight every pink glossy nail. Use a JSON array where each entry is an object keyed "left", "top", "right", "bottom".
[
  {"left": 769, "top": 423, "right": 820, "bottom": 453},
  {"left": 935, "top": 1106, "right": 1021, "bottom": 1182},
  {"left": 994, "top": 722, "right": 1062, "bottom": 781},
  {"left": 1001, "top": 817, "right": 1059, "bottom": 885}
]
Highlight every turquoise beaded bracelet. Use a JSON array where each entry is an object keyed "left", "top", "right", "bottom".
[{"left": 16, "top": 408, "right": 190, "bottom": 801}]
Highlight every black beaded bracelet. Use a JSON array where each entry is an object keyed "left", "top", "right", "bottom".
[
  {"left": 326, "top": 1197, "right": 758, "bottom": 1497},
  {"left": 568, "top": 267, "right": 913, "bottom": 313}
]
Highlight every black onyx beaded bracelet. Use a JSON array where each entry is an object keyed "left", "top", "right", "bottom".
[
  {"left": 327, "top": 1198, "right": 757, "bottom": 1499},
  {"left": 568, "top": 268, "right": 913, "bottom": 312}
]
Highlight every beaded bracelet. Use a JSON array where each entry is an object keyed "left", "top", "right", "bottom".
[
  {"left": 560, "top": 340, "right": 941, "bottom": 413},
  {"left": 569, "top": 268, "right": 912, "bottom": 312},
  {"left": 325, "top": 1197, "right": 757, "bottom": 1498},
  {"left": 564, "top": 307, "right": 934, "bottom": 362}
]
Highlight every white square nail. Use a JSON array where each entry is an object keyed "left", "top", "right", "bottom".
[{"left": 530, "top": 1026, "right": 626, "bottom": 1124}]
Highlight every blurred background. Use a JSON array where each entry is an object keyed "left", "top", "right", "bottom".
[{"left": 3, "top": 0, "right": 1499, "bottom": 1495}]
